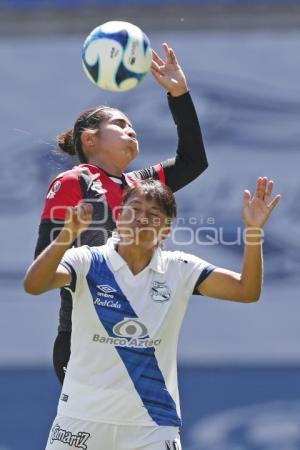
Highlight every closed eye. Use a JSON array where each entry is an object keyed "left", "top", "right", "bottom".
[{"left": 112, "top": 118, "right": 133, "bottom": 129}]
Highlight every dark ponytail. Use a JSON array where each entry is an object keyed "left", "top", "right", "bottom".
[{"left": 57, "top": 129, "right": 76, "bottom": 156}]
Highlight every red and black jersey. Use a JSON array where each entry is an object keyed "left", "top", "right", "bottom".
[
  {"left": 34, "top": 91, "right": 208, "bottom": 332},
  {"left": 39, "top": 162, "right": 165, "bottom": 249}
]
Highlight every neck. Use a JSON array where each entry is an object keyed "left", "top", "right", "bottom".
[
  {"left": 87, "top": 157, "right": 124, "bottom": 177},
  {"left": 117, "top": 242, "right": 156, "bottom": 275}
]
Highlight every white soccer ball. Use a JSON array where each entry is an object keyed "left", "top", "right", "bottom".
[{"left": 82, "top": 21, "right": 152, "bottom": 92}]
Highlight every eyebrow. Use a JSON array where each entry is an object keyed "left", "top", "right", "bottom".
[
  {"left": 129, "top": 200, "right": 162, "bottom": 212},
  {"left": 110, "top": 117, "right": 133, "bottom": 128}
]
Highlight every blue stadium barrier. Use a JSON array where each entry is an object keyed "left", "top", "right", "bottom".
[{"left": 1, "top": 366, "right": 300, "bottom": 450}]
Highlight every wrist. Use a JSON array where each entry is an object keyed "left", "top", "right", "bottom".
[
  {"left": 58, "top": 227, "right": 77, "bottom": 247},
  {"left": 168, "top": 88, "right": 189, "bottom": 97},
  {"left": 243, "top": 227, "right": 264, "bottom": 245}
]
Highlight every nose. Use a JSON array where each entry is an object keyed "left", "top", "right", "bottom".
[
  {"left": 135, "top": 209, "right": 148, "bottom": 225},
  {"left": 126, "top": 127, "right": 137, "bottom": 139}
]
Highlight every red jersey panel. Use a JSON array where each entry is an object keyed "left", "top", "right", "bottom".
[{"left": 41, "top": 163, "right": 164, "bottom": 221}]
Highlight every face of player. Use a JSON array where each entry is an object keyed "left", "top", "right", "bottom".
[
  {"left": 117, "top": 190, "right": 171, "bottom": 248},
  {"left": 86, "top": 111, "right": 139, "bottom": 172}
]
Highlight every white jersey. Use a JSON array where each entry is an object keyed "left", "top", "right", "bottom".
[{"left": 58, "top": 238, "right": 215, "bottom": 427}]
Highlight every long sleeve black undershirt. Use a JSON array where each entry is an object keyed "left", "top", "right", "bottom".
[
  {"left": 164, "top": 91, "right": 208, "bottom": 191},
  {"left": 133, "top": 91, "right": 208, "bottom": 193}
]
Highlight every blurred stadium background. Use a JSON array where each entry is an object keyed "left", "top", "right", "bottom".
[{"left": 1, "top": 0, "right": 300, "bottom": 449}]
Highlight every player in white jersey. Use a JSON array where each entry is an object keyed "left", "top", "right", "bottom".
[{"left": 24, "top": 178, "right": 280, "bottom": 450}]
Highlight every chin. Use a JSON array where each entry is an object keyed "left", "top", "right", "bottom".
[{"left": 129, "top": 144, "right": 139, "bottom": 161}]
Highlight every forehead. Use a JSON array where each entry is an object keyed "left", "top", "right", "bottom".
[
  {"left": 125, "top": 191, "right": 164, "bottom": 211},
  {"left": 106, "top": 110, "right": 132, "bottom": 126}
]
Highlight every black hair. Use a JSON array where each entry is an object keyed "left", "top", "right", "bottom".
[{"left": 122, "top": 179, "right": 177, "bottom": 220}]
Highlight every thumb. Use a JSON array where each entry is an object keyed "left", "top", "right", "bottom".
[{"left": 243, "top": 190, "right": 251, "bottom": 209}]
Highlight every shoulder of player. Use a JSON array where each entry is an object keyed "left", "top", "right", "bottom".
[
  {"left": 46, "top": 165, "right": 96, "bottom": 194},
  {"left": 49, "top": 166, "right": 84, "bottom": 185},
  {"left": 161, "top": 249, "right": 199, "bottom": 266}
]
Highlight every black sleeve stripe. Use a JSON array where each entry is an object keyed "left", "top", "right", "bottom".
[
  {"left": 60, "top": 261, "right": 77, "bottom": 293},
  {"left": 193, "top": 265, "right": 216, "bottom": 295},
  {"left": 130, "top": 166, "right": 157, "bottom": 181}
]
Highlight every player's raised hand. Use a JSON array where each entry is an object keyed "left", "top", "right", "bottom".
[
  {"left": 64, "top": 202, "right": 93, "bottom": 236},
  {"left": 151, "top": 43, "right": 188, "bottom": 97},
  {"left": 243, "top": 177, "right": 281, "bottom": 229}
]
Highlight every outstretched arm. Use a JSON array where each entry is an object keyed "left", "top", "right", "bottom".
[
  {"left": 150, "top": 43, "right": 208, "bottom": 192},
  {"left": 197, "top": 177, "right": 281, "bottom": 302}
]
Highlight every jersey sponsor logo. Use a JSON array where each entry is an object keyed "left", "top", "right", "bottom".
[
  {"left": 46, "top": 180, "right": 61, "bottom": 199},
  {"left": 92, "top": 333, "right": 161, "bottom": 349},
  {"left": 150, "top": 281, "right": 171, "bottom": 302},
  {"left": 50, "top": 424, "right": 90, "bottom": 449},
  {"left": 93, "top": 317, "right": 161, "bottom": 349},
  {"left": 96, "top": 284, "right": 117, "bottom": 299},
  {"left": 113, "top": 318, "right": 148, "bottom": 338},
  {"left": 93, "top": 298, "right": 121, "bottom": 309},
  {"left": 97, "top": 284, "right": 117, "bottom": 293}
]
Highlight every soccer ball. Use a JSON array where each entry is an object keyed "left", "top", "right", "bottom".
[{"left": 82, "top": 21, "right": 152, "bottom": 92}]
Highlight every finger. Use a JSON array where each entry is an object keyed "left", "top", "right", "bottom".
[
  {"left": 268, "top": 194, "right": 281, "bottom": 213},
  {"left": 77, "top": 203, "right": 93, "bottom": 223},
  {"left": 162, "top": 42, "right": 173, "bottom": 63},
  {"left": 264, "top": 180, "right": 274, "bottom": 204},
  {"left": 169, "top": 47, "right": 178, "bottom": 65},
  {"left": 243, "top": 190, "right": 251, "bottom": 209},
  {"left": 255, "top": 177, "right": 262, "bottom": 197},
  {"left": 255, "top": 177, "right": 266, "bottom": 200},
  {"left": 151, "top": 60, "right": 163, "bottom": 73},
  {"left": 151, "top": 68, "right": 163, "bottom": 82},
  {"left": 152, "top": 49, "right": 164, "bottom": 66}
]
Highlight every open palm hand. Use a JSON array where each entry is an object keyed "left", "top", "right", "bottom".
[
  {"left": 243, "top": 177, "right": 281, "bottom": 228},
  {"left": 151, "top": 43, "right": 188, "bottom": 97}
]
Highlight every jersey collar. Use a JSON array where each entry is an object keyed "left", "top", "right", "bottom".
[{"left": 106, "top": 237, "right": 166, "bottom": 274}]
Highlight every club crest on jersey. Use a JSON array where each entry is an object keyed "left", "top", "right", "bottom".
[
  {"left": 150, "top": 281, "right": 171, "bottom": 303},
  {"left": 90, "top": 180, "right": 107, "bottom": 195},
  {"left": 46, "top": 180, "right": 61, "bottom": 199}
]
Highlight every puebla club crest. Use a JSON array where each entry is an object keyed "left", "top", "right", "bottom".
[{"left": 150, "top": 281, "right": 171, "bottom": 303}]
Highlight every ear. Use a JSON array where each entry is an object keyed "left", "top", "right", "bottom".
[{"left": 81, "top": 130, "right": 97, "bottom": 156}]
